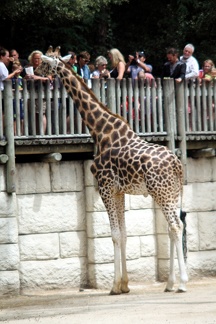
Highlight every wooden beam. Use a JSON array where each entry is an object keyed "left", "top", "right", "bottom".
[
  {"left": 190, "top": 148, "right": 216, "bottom": 158},
  {"left": 41, "top": 153, "right": 62, "bottom": 163},
  {"left": 0, "top": 154, "right": 8, "bottom": 164}
]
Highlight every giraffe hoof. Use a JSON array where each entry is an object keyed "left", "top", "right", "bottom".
[
  {"left": 121, "top": 288, "right": 130, "bottom": 294},
  {"left": 109, "top": 290, "right": 122, "bottom": 295},
  {"left": 164, "top": 287, "right": 175, "bottom": 292},
  {"left": 176, "top": 288, "right": 187, "bottom": 293}
]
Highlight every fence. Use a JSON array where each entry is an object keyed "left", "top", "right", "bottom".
[{"left": 1, "top": 77, "right": 216, "bottom": 191}]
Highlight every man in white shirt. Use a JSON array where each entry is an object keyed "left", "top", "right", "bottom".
[{"left": 180, "top": 44, "right": 199, "bottom": 80}]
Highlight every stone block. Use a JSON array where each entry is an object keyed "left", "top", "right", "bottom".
[
  {"left": 187, "top": 251, "right": 216, "bottom": 277},
  {"left": 183, "top": 182, "right": 216, "bottom": 211},
  {"left": 199, "top": 211, "right": 216, "bottom": 250},
  {"left": 0, "top": 271, "right": 20, "bottom": 295},
  {"left": 84, "top": 160, "right": 95, "bottom": 187},
  {"left": 127, "top": 257, "right": 156, "bottom": 282},
  {"left": 129, "top": 194, "right": 154, "bottom": 210},
  {"left": 155, "top": 208, "right": 169, "bottom": 234},
  {"left": 140, "top": 235, "right": 156, "bottom": 257},
  {"left": 186, "top": 212, "right": 199, "bottom": 251},
  {"left": 17, "top": 192, "right": 85, "bottom": 234},
  {"left": 88, "top": 263, "right": 114, "bottom": 289},
  {"left": 60, "top": 231, "right": 87, "bottom": 258},
  {"left": 0, "top": 192, "right": 16, "bottom": 217},
  {"left": 87, "top": 211, "right": 111, "bottom": 238},
  {"left": 16, "top": 163, "right": 51, "bottom": 194},
  {"left": 0, "top": 244, "right": 19, "bottom": 270},
  {"left": 0, "top": 165, "right": 6, "bottom": 192},
  {"left": 187, "top": 158, "right": 213, "bottom": 183},
  {"left": 157, "top": 234, "right": 170, "bottom": 259},
  {"left": 88, "top": 237, "right": 113, "bottom": 263},
  {"left": 85, "top": 186, "right": 106, "bottom": 212},
  {"left": 126, "top": 236, "right": 141, "bottom": 259},
  {"left": 0, "top": 217, "right": 18, "bottom": 243},
  {"left": 19, "top": 258, "right": 87, "bottom": 290},
  {"left": 126, "top": 209, "right": 155, "bottom": 235},
  {"left": 51, "top": 161, "right": 84, "bottom": 192},
  {"left": 19, "top": 233, "right": 59, "bottom": 260}
]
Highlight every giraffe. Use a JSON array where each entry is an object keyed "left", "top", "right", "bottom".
[{"left": 35, "top": 47, "right": 188, "bottom": 295}]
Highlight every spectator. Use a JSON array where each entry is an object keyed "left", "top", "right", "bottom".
[
  {"left": 163, "top": 47, "right": 186, "bottom": 83},
  {"left": 180, "top": 44, "right": 199, "bottom": 80},
  {"left": 9, "top": 49, "right": 28, "bottom": 68},
  {"left": 91, "top": 56, "right": 110, "bottom": 79},
  {"left": 0, "top": 46, "right": 22, "bottom": 90},
  {"left": 68, "top": 51, "right": 77, "bottom": 73},
  {"left": 9, "top": 49, "right": 28, "bottom": 77},
  {"left": 199, "top": 59, "right": 216, "bottom": 84},
  {"left": 11, "top": 60, "right": 24, "bottom": 135},
  {"left": 25, "top": 50, "right": 52, "bottom": 134},
  {"left": 76, "top": 51, "right": 91, "bottom": 87},
  {"left": 108, "top": 48, "right": 125, "bottom": 79},
  {"left": 125, "top": 51, "right": 153, "bottom": 84},
  {"left": 0, "top": 46, "right": 22, "bottom": 138}
]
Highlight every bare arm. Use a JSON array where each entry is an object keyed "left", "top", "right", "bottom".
[{"left": 117, "top": 61, "right": 125, "bottom": 79}]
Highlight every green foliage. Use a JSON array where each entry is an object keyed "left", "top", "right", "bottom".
[{"left": 1, "top": 0, "right": 216, "bottom": 75}]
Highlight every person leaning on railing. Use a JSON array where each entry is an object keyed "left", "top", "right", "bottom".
[
  {"left": 0, "top": 46, "right": 23, "bottom": 139},
  {"left": 24, "top": 50, "right": 53, "bottom": 135},
  {"left": 199, "top": 59, "right": 216, "bottom": 85},
  {"left": 162, "top": 47, "right": 186, "bottom": 83}
]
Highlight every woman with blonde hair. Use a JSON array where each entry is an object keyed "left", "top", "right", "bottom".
[
  {"left": 108, "top": 48, "right": 126, "bottom": 79},
  {"left": 199, "top": 59, "right": 216, "bottom": 83},
  {"left": 25, "top": 50, "right": 52, "bottom": 134}
]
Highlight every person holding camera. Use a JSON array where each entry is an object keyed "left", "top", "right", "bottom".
[{"left": 125, "top": 51, "right": 153, "bottom": 85}]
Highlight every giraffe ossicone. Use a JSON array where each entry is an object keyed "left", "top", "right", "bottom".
[{"left": 36, "top": 47, "right": 188, "bottom": 295}]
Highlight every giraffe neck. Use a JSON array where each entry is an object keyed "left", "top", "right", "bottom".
[{"left": 57, "top": 63, "right": 136, "bottom": 145}]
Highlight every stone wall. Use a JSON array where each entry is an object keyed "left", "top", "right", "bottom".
[{"left": 0, "top": 158, "right": 215, "bottom": 295}]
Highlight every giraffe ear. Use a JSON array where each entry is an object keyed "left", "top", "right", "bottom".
[
  {"left": 41, "top": 55, "right": 55, "bottom": 63},
  {"left": 61, "top": 54, "right": 72, "bottom": 63}
]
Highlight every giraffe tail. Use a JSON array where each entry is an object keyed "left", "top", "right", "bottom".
[
  {"left": 180, "top": 210, "right": 187, "bottom": 263},
  {"left": 175, "top": 158, "right": 187, "bottom": 263}
]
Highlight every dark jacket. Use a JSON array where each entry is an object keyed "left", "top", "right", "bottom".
[{"left": 163, "top": 61, "right": 186, "bottom": 80}]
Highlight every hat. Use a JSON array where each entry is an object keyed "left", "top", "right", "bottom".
[{"left": 138, "top": 51, "right": 146, "bottom": 58}]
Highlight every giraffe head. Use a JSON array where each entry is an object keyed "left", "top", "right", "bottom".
[
  {"left": 35, "top": 45, "right": 71, "bottom": 76},
  {"left": 34, "top": 54, "right": 72, "bottom": 77}
]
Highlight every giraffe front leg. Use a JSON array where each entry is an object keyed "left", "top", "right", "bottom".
[
  {"left": 120, "top": 241, "right": 130, "bottom": 294},
  {"left": 110, "top": 230, "right": 122, "bottom": 295}
]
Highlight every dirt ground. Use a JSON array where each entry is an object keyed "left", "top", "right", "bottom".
[{"left": 0, "top": 277, "right": 216, "bottom": 324}]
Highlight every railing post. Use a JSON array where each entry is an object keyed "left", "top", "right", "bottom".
[
  {"left": 176, "top": 81, "right": 187, "bottom": 184},
  {"left": 4, "top": 80, "right": 16, "bottom": 193},
  {"left": 91, "top": 78, "right": 100, "bottom": 100},
  {"left": 106, "top": 78, "right": 116, "bottom": 113},
  {"left": 163, "top": 79, "right": 175, "bottom": 153}
]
